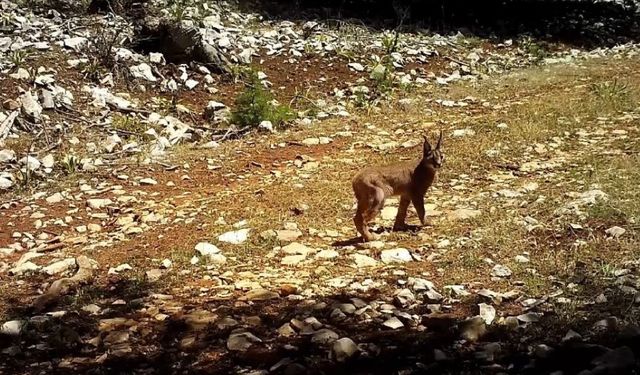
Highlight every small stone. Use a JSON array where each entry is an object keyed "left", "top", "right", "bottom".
[
  {"left": 394, "top": 289, "right": 416, "bottom": 307},
  {"left": 82, "top": 304, "right": 101, "bottom": 315},
  {"left": 351, "top": 254, "right": 378, "bottom": 267},
  {"left": 20, "top": 155, "right": 41, "bottom": 171},
  {"left": 129, "top": 63, "right": 156, "bottom": 81},
  {"left": 380, "top": 248, "right": 412, "bottom": 263},
  {"left": 0, "top": 149, "right": 16, "bottom": 163},
  {"left": 281, "top": 254, "right": 306, "bottom": 266},
  {"left": 491, "top": 264, "right": 512, "bottom": 278},
  {"left": 605, "top": 226, "right": 626, "bottom": 239},
  {"left": 227, "top": 331, "right": 262, "bottom": 351},
  {"left": 218, "top": 229, "right": 250, "bottom": 244},
  {"left": 517, "top": 312, "right": 542, "bottom": 323},
  {"left": 383, "top": 317, "right": 404, "bottom": 330},
  {"left": 259, "top": 120, "right": 275, "bottom": 132},
  {"left": 478, "top": 303, "right": 496, "bottom": 325},
  {"left": 145, "top": 269, "right": 163, "bottom": 282},
  {"left": 332, "top": 337, "right": 358, "bottom": 362},
  {"left": 315, "top": 249, "right": 339, "bottom": 260},
  {"left": 46, "top": 192, "right": 64, "bottom": 204},
  {"left": 88, "top": 223, "right": 102, "bottom": 233},
  {"left": 281, "top": 242, "right": 313, "bottom": 256},
  {"left": 276, "top": 229, "right": 303, "bottom": 242},
  {"left": 278, "top": 323, "right": 296, "bottom": 337},
  {"left": 311, "top": 329, "right": 339, "bottom": 345},
  {"left": 0, "top": 320, "right": 25, "bottom": 336},
  {"left": 239, "top": 289, "right": 279, "bottom": 301},
  {"left": 595, "top": 294, "right": 608, "bottom": 304},
  {"left": 347, "top": 62, "right": 365, "bottom": 72},
  {"left": 86, "top": 199, "right": 113, "bottom": 209},
  {"left": 42, "top": 258, "right": 76, "bottom": 275},
  {"left": 140, "top": 178, "right": 157, "bottom": 185}
]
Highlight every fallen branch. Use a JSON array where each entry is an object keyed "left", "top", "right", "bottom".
[{"left": 32, "top": 255, "right": 96, "bottom": 313}]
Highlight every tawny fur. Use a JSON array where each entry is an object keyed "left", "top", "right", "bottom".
[{"left": 352, "top": 132, "right": 444, "bottom": 242}]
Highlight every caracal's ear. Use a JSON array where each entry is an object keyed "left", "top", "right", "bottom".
[
  {"left": 423, "top": 134, "right": 432, "bottom": 154},
  {"left": 435, "top": 130, "right": 443, "bottom": 150}
]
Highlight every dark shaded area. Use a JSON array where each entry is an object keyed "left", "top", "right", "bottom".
[
  {"left": 1, "top": 272, "right": 640, "bottom": 375},
  {"left": 239, "top": 0, "right": 640, "bottom": 47}
]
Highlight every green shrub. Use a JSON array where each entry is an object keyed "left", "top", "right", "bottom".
[{"left": 231, "top": 72, "right": 295, "bottom": 129}]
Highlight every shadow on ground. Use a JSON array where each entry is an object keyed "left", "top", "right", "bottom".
[
  {"left": 1, "top": 272, "right": 639, "bottom": 374},
  {"left": 238, "top": 0, "right": 640, "bottom": 48}
]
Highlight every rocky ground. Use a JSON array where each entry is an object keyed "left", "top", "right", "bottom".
[{"left": 1, "top": 0, "right": 640, "bottom": 374}]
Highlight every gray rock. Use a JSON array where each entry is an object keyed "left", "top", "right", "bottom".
[
  {"left": 311, "top": 329, "right": 339, "bottom": 345},
  {"left": 605, "top": 226, "right": 626, "bottom": 239},
  {"left": 394, "top": 289, "right": 416, "bottom": 307},
  {"left": 351, "top": 254, "right": 378, "bottom": 267},
  {"left": 239, "top": 289, "right": 279, "bottom": 301},
  {"left": 20, "top": 91, "right": 42, "bottom": 121},
  {"left": 42, "top": 258, "right": 76, "bottom": 275},
  {"left": 130, "top": 63, "right": 156, "bottom": 82},
  {"left": 276, "top": 229, "right": 303, "bottom": 242},
  {"left": 332, "top": 337, "right": 359, "bottom": 362},
  {"left": 227, "top": 331, "right": 262, "bottom": 351},
  {"left": 0, "top": 320, "right": 25, "bottom": 336},
  {"left": 491, "top": 264, "right": 513, "bottom": 278},
  {"left": 281, "top": 254, "right": 306, "bottom": 265},
  {"left": 380, "top": 248, "right": 413, "bottom": 263},
  {"left": 383, "top": 317, "right": 404, "bottom": 329},
  {"left": 19, "top": 156, "right": 40, "bottom": 171},
  {"left": 0, "top": 149, "right": 16, "bottom": 163},
  {"left": 218, "top": 228, "right": 250, "bottom": 244},
  {"left": 315, "top": 249, "right": 340, "bottom": 260},
  {"left": 86, "top": 198, "right": 113, "bottom": 209},
  {"left": 478, "top": 303, "right": 496, "bottom": 325},
  {"left": 145, "top": 269, "right": 164, "bottom": 282}
]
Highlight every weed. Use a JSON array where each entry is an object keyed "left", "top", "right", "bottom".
[
  {"left": 112, "top": 114, "right": 147, "bottom": 137},
  {"left": 167, "top": 0, "right": 190, "bottom": 21},
  {"left": 231, "top": 71, "right": 295, "bottom": 129},
  {"left": 9, "top": 50, "right": 28, "bottom": 69},
  {"left": 381, "top": 31, "right": 400, "bottom": 55},
  {"left": 303, "top": 43, "right": 316, "bottom": 57},
  {"left": 519, "top": 36, "right": 550, "bottom": 64},
  {"left": 590, "top": 79, "right": 632, "bottom": 111},
  {"left": 81, "top": 59, "right": 102, "bottom": 82},
  {"left": 61, "top": 154, "right": 80, "bottom": 174},
  {"left": 87, "top": 25, "right": 120, "bottom": 72}
]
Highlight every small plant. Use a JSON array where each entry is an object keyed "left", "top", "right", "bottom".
[
  {"left": 167, "top": 0, "right": 189, "bottom": 21},
  {"left": 230, "top": 71, "right": 295, "bottom": 129},
  {"left": 112, "top": 114, "right": 147, "bottom": 136},
  {"left": 228, "top": 64, "right": 253, "bottom": 84},
  {"left": 381, "top": 31, "right": 400, "bottom": 55},
  {"left": 89, "top": 26, "right": 120, "bottom": 71},
  {"left": 590, "top": 79, "right": 631, "bottom": 110},
  {"left": 519, "top": 36, "right": 549, "bottom": 64},
  {"left": 303, "top": 43, "right": 316, "bottom": 57},
  {"left": 62, "top": 154, "right": 80, "bottom": 174},
  {"left": 9, "top": 50, "right": 28, "bottom": 69},
  {"left": 81, "top": 59, "right": 102, "bottom": 81}
]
